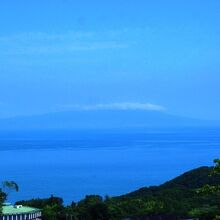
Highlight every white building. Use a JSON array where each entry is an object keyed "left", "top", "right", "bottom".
[{"left": 0, "top": 204, "right": 41, "bottom": 220}]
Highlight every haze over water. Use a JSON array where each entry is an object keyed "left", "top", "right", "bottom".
[{"left": 0, "top": 127, "right": 219, "bottom": 204}]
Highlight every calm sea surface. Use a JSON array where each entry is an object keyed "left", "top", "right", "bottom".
[{"left": 0, "top": 127, "right": 219, "bottom": 204}]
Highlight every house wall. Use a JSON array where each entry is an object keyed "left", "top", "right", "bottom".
[{"left": 0, "top": 211, "right": 41, "bottom": 220}]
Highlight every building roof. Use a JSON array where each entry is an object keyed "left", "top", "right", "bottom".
[{"left": 2, "top": 205, "right": 41, "bottom": 215}]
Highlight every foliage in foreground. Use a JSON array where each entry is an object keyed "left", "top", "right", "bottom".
[
  {"left": 0, "top": 181, "right": 19, "bottom": 214},
  {"left": 15, "top": 162, "right": 220, "bottom": 220},
  {"left": 0, "top": 189, "right": 6, "bottom": 214}
]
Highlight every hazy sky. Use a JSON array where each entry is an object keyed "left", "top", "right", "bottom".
[{"left": 0, "top": 0, "right": 220, "bottom": 120}]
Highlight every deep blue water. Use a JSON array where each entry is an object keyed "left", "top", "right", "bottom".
[{"left": 0, "top": 127, "right": 219, "bottom": 204}]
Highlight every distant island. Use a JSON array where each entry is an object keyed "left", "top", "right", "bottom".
[{"left": 0, "top": 109, "right": 219, "bottom": 131}]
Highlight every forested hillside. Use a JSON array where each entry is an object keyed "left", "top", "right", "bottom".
[{"left": 11, "top": 166, "right": 220, "bottom": 220}]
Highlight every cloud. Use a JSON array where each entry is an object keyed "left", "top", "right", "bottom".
[
  {"left": 59, "top": 102, "right": 166, "bottom": 112},
  {"left": 0, "top": 30, "right": 131, "bottom": 55}
]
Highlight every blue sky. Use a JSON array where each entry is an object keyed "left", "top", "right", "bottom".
[{"left": 0, "top": 0, "right": 220, "bottom": 120}]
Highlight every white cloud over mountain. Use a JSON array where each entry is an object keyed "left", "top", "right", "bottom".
[{"left": 59, "top": 102, "right": 166, "bottom": 112}]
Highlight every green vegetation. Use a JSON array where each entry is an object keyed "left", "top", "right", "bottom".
[
  {"left": 194, "top": 159, "right": 220, "bottom": 220},
  {"left": 0, "top": 181, "right": 18, "bottom": 214},
  {"left": 15, "top": 162, "right": 220, "bottom": 220},
  {"left": 0, "top": 190, "right": 6, "bottom": 214},
  {"left": 198, "top": 159, "right": 220, "bottom": 195},
  {"left": 2, "top": 181, "right": 19, "bottom": 193},
  {"left": 15, "top": 196, "right": 64, "bottom": 219}
]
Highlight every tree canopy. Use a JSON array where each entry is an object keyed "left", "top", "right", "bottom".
[
  {"left": 0, "top": 181, "right": 19, "bottom": 214},
  {"left": 16, "top": 162, "right": 220, "bottom": 220}
]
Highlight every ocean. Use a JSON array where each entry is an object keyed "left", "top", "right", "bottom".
[{"left": 0, "top": 127, "right": 219, "bottom": 204}]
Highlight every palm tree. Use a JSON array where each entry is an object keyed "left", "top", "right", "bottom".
[
  {"left": 0, "top": 181, "right": 19, "bottom": 211},
  {"left": 2, "top": 181, "right": 19, "bottom": 194}
]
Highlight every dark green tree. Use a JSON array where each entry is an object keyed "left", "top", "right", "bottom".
[
  {"left": 0, "top": 181, "right": 18, "bottom": 214},
  {"left": 0, "top": 189, "right": 7, "bottom": 214},
  {"left": 194, "top": 159, "right": 220, "bottom": 220},
  {"left": 198, "top": 159, "right": 220, "bottom": 194}
]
